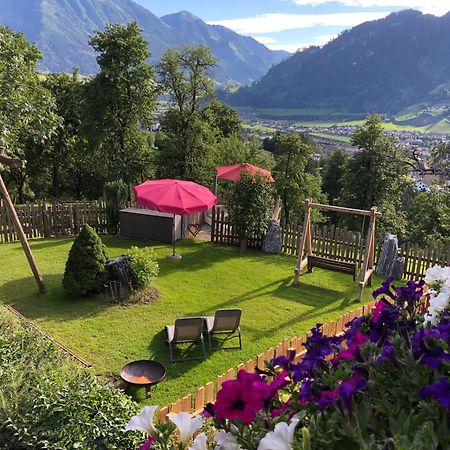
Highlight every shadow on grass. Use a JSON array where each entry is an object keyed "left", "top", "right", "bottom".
[
  {"left": 2, "top": 274, "right": 115, "bottom": 323},
  {"left": 147, "top": 329, "right": 214, "bottom": 382}
]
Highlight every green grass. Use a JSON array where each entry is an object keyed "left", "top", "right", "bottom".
[
  {"left": 427, "top": 118, "right": 450, "bottom": 134},
  {"left": 0, "top": 236, "right": 380, "bottom": 407}
]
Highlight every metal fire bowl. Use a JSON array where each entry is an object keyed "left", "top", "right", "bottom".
[{"left": 120, "top": 360, "right": 166, "bottom": 387}]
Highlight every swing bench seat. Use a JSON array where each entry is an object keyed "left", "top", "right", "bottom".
[{"left": 307, "top": 255, "right": 357, "bottom": 281}]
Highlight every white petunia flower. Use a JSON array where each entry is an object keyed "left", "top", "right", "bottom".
[
  {"left": 169, "top": 412, "right": 203, "bottom": 444},
  {"left": 125, "top": 405, "right": 158, "bottom": 436},
  {"left": 425, "top": 291, "right": 450, "bottom": 325},
  {"left": 189, "top": 432, "right": 208, "bottom": 450},
  {"left": 257, "top": 418, "right": 299, "bottom": 450},
  {"left": 425, "top": 265, "right": 450, "bottom": 287},
  {"left": 214, "top": 430, "right": 241, "bottom": 450}
]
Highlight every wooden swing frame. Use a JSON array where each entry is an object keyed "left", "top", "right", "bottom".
[
  {"left": 0, "top": 148, "right": 46, "bottom": 293},
  {"left": 293, "top": 198, "right": 381, "bottom": 301}
]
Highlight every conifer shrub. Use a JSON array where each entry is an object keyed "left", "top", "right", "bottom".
[
  {"left": 62, "top": 224, "right": 109, "bottom": 296},
  {"left": 104, "top": 180, "right": 129, "bottom": 234}
]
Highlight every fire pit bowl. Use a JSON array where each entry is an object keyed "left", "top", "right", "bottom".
[{"left": 120, "top": 360, "right": 166, "bottom": 397}]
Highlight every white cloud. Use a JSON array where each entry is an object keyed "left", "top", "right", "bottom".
[
  {"left": 266, "top": 43, "right": 302, "bottom": 52},
  {"left": 253, "top": 36, "right": 278, "bottom": 44},
  {"left": 290, "top": 0, "right": 449, "bottom": 16},
  {"left": 207, "top": 11, "right": 390, "bottom": 34},
  {"left": 311, "top": 33, "right": 338, "bottom": 45}
]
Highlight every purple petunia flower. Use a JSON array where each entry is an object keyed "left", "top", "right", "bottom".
[
  {"left": 319, "top": 389, "right": 338, "bottom": 411},
  {"left": 369, "top": 300, "right": 401, "bottom": 343},
  {"left": 338, "top": 372, "right": 367, "bottom": 412},
  {"left": 269, "top": 370, "right": 291, "bottom": 397},
  {"left": 421, "top": 378, "right": 450, "bottom": 408},
  {"left": 299, "top": 378, "right": 314, "bottom": 405},
  {"left": 343, "top": 316, "right": 365, "bottom": 343},
  {"left": 411, "top": 328, "right": 450, "bottom": 369},
  {"left": 377, "top": 341, "right": 396, "bottom": 365},
  {"left": 215, "top": 370, "right": 270, "bottom": 424},
  {"left": 140, "top": 437, "right": 156, "bottom": 450},
  {"left": 331, "top": 331, "right": 369, "bottom": 365},
  {"left": 272, "top": 349, "right": 297, "bottom": 372},
  {"left": 396, "top": 279, "right": 425, "bottom": 305},
  {"left": 372, "top": 277, "right": 395, "bottom": 299}
]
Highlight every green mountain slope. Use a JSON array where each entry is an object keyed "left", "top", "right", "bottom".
[
  {"left": 0, "top": 0, "right": 289, "bottom": 85},
  {"left": 225, "top": 10, "right": 450, "bottom": 113}
]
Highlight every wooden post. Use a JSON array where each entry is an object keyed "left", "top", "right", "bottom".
[
  {"left": 0, "top": 171, "right": 46, "bottom": 293},
  {"left": 357, "top": 206, "right": 377, "bottom": 301},
  {"left": 294, "top": 198, "right": 311, "bottom": 286}
]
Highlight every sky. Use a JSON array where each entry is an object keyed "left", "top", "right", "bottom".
[{"left": 134, "top": 0, "right": 449, "bottom": 53}]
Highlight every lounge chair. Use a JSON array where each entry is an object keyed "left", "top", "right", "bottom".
[
  {"left": 166, "top": 317, "right": 206, "bottom": 363},
  {"left": 204, "top": 309, "right": 242, "bottom": 350}
]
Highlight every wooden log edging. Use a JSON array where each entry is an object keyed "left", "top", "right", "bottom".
[
  {"left": 4, "top": 304, "right": 92, "bottom": 368},
  {"left": 159, "top": 300, "right": 380, "bottom": 422}
]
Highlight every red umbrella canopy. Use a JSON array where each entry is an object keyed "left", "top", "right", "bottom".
[
  {"left": 133, "top": 179, "right": 218, "bottom": 215},
  {"left": 216, "top": 163, "right": 275, "bottom": 182}
]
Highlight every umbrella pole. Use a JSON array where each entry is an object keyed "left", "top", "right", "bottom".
[
  {"left": 172, "top": 214, "right": 176, "bottom": 256},
  {"left": 167, "top": 213, "right": 182, "bottom": 260}
]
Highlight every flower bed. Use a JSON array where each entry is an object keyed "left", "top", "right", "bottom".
[{"left": 126, "top": 265, "right": 450, "bottom": 449}]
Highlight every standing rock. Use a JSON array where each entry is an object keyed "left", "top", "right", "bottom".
[
  {"left": 376, "top": 234, "right": 399, "bottom": 277},
  {"left": 390, "top": 256, "right": 405, "bottom": 280},
  {"left": 262, "top": 219, "right": 282, "bottom": 253}
]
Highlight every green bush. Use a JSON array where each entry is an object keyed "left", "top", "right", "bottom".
[
  {"left": 128, "top": 246, "right": 159, "bottom": 290},
  {"left": 62, "top": 224, "right": 109, "bottom": 296},
  {"left": 104, "top": 180, "right": 129, "bottom": 234},
  {"left": 0, "top": 313, "right": 141, "bottom": 449}
]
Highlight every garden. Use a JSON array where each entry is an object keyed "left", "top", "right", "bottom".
[{"left": 0, "top": 233, "right": 379, "bottom": 408}]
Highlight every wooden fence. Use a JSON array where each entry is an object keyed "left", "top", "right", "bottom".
[
  {"left": 158, "top": 299, "right": 381, "bottom": 422},
  {"left": 211, "top": 210, "right": 449, "bottom": 280},
  {"left": 0, "top": 199, "right": 108, "bottom": 242}
]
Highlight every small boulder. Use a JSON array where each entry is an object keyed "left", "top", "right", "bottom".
[{"left": 390, "top": 256, "right": 405, "bottom": 280}]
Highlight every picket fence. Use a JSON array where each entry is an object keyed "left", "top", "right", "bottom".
[
  {"left": 211, "top": 210, "right": 450, "bottom": 281},
  {"left": 0, "top": 199, "right": 108, "bottom": 242},
  {"left": 158, "top": 299, "right": 382, "bottom": 422}
]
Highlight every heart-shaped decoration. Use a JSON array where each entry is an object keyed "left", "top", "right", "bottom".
[{"left": 188, "top": 224, "right": 201, "bottom": 237}]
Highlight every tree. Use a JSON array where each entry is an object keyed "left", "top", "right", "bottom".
[
  {"left": 321, "top": 148, "right": 349, "bottom": 204},
  {"left": 429, "top": 143, "right": 450, "bottom": 177},
  {"left": 406, "top": 188, "right": 450, "bottom": 246},
  {"left": 155, "top": 45, "right": 217, "bottom": 184},
  {"left": 62, "top": 224, "right": 109, "bottom": 296},
  {"left": 0, "top": 26, "right": 57, "bottom": 202},
  {"left": 228, "top": 172, "right": 274, "bottom": 253},
  {"left": 272, "top": 133, "right": 325, "bottom": 222},
  {"left": 104, "top": 180, "right": 129, "bottom": 234},
  {"left": 83, "top": 22, "right": 156, "bottom": 187},
  {"left": 201, "top": 100, "right": 242, "bottom": 138},
  {"left": 340, "top": 114, "right": 410, "bottom": 235},
  {"left": 43, "top": 70, "right": 83, "bottom": 199}
]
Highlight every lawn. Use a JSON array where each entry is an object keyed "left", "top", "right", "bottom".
[{"left": 0, "top": 236, "right": 380, "bottom": 407}]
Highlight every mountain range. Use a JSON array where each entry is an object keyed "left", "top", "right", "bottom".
[
  {"left": 225, "top": 10, "right": 450, "bottom": 115},
  {"left": 0, "top": 0, "right": 288, "bottom": 85}
]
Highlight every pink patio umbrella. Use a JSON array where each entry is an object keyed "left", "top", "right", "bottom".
[
  {"left": 216, "top": 163, "right": 275, "bottom": 183},
  {"left": 134, "top": 179, "right": 218, "bottom": 259}
]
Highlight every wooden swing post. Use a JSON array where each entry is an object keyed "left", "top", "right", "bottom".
[
  {"left": 0, "top": 148, "right": 46, "bottom": 293},
  {"left": 293, "top": 199, "right": 381, "bottom": 301},
  {"left": 293, "top": 198, "right": 312, "bottom": 286}
]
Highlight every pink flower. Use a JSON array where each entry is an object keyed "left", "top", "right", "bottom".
[
  {"left": 215, "top": 370, "right": 270, "bottom": 424},
  {"left": 140, "top": 436, "right": 156, "bottom": 450},
  {"left": 269, "top": 370, "right": 291, "bottom": 397},
  {"left": 331, "top": 332, "right": 368, "bottom": 365}
]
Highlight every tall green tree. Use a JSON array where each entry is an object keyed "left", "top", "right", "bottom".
[
  {"left": 0, "top": 26, "right": 57, "bottom": 202},
  {"left": 83, "top": 22, "right": 156, "bottom": 187},
  {"left": 321, "top": 147, "right": 349, "bottom": 205},
  {"left": 340, "top": 114, "right": 410, "bottom": 235},
  {"left": 155, "top": 45, "right": 217, "bottom": 184},
  {"left": 229, "top": 172, "right": 274, "bottom": 253},
  {"left": 43, "top": 70, "right": 83, "bottom": 198},
  {"left": 272, "top": 133, "right": 325, "bottom": 222}
]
